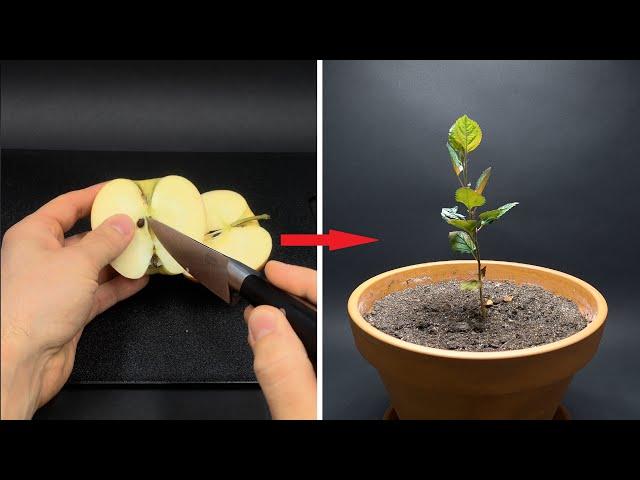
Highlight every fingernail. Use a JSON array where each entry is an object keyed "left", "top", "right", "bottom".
[
  {"left": 248, "top": 308, "right": 277, "bottom": 341},
  {"left": 108, "top": 215, "right": 133, "bottom": 236}
]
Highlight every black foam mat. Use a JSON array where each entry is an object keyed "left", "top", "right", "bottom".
[{"left": 1, "top": 150, "right": 316, "bottom": 384}]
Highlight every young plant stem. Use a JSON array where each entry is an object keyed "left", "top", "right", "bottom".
[
  {"left": 469, "top": 206, "right": 486, "bottom": 319},
  {"left": 475, "top": 235, "right": 486, "bottom": 319}
]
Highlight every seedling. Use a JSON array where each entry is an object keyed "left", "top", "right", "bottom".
[{"left": 441, "top": 115, "right": 518, "bottom": 318}]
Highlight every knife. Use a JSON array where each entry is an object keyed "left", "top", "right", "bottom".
[{"left": 147, "top": 217, "right": 317, "bottom": 368}]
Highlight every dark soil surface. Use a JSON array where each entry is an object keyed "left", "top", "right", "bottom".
[{"left": 364, "top": 281, "right": 590, "bottom": 352}]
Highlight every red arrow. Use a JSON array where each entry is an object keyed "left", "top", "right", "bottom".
[{"left": 281, "top": 230, "right": 379, "bottom": 251}]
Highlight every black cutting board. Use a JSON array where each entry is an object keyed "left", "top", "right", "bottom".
[{"left": 0, "top": 150, "right": 316, "bottom": 384}]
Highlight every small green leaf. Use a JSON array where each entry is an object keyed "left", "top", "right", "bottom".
[
  {"left": 442, "top": 207, "right": 479, "bottom": 234},
  {"left": 448, "top": 231, "right": 476, "bottom": 255},
  {"left": 441, "top": 206, "right": 464, "bottom": 222},
  {"left": 460, "top": 280, "right": 480, "bottom": 290},
  {"left": 455, "top": 187, "right": 486, "bottom": 210},
  {"left": 479, "top": 202, "right": 519, "bottom": 226},
  {"left": 448, "top": 114, "right": 482, "bottom": 153},
  {"left": 447, "top": 219, "right": 479, "bottom": 235},
  {"left": 447, "top": 142, "right": 464, "bottom": 176},
  {"left": 475, "top": 167, "right": 492, "bottom": 194}
]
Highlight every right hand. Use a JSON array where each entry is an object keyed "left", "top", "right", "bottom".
[{"left": 243, "top": 260, "right": 317, "bottom": 420}]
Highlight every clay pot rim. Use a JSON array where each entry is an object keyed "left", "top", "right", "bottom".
[{"left": 348, "top": 260, "right": 608, "bottom": 361}]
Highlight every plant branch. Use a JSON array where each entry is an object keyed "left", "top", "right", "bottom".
[{"left": 473, "top": 229, "right": 487, "bottom": 319}]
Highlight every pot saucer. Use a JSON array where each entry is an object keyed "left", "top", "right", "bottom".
[{"left": 383, "top": 404, "right": 571, "bottom": 420}]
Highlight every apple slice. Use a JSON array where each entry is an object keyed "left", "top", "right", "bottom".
[
  {"left": 91, "top": 179, "right": 154, "bottom": 279},
  {"left": 91, "top": 175, "right": 207, "bottom": 279},
  {"left": 149, "top": 176, "right": 207, "bottom": 274},
  {"left": 201, "top": 190, "right": 272, "bottom": 270}
]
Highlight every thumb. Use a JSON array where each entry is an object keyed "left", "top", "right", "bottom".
[
  {"left": 75, "top": 214, "right": 135, "bottom": 271},
  {"left": 245, "top": 305, "right": 317, "bottom": 420}
]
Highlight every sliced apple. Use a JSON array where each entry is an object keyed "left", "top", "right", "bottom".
[
  {"left": 91, "top": 179, "right": 154, "bottom": 279},
  {"left": 91, "top": 178, "right": 271, "bottom": 280},
  {"left": 149, "top": 176, "right": 207, "bottom": 274},
  {"left": 91, "top": 175, "right": 207, "bottom": 279},
  {"left": 201, "top": 190, "right": 272, "bottom": 270}
]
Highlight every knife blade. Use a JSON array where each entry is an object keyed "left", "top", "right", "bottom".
[{"left": 147, "top": 217, "right": 317, "bottom": 367}]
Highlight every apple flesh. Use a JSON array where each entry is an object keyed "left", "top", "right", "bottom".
[
  {"left": 201, "top": 190, "right": 272, "bottom": 270},
  {"left": 91, "top": 175, "right": 207, "bottom": 279}
]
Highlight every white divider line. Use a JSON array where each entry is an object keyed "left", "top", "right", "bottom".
[{"left": 316, "top": 59, "right": 323, "bottom": 420}]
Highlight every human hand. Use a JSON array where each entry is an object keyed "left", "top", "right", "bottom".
[
  {"left": 1, "top": 184, "right": 148, "bottom": 419},
  {"left": 244, "top": 260, "right": 317, "bottom": 420}
]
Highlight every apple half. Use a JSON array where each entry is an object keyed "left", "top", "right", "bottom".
[
  {"left": 91, "top": 175, "right": 207, "bottom": 279},
  {"left": 201, "top": 190, "right": 272, "bottom": 270}
]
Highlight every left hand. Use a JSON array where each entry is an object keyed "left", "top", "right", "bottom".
[{"left": 1, "top": 184, "right": 149, "bottom": 419}]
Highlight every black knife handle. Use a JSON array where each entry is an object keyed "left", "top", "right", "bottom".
[{"left": 240, "top": 274, "right": 317, "bottom": 369}]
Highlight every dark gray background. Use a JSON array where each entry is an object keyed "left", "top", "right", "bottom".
[
  {"left": 0, "top": 60, "right": 316, "bottom": 419},
  {"left": 1, "top": 60, "right": 315, "bottom": 152},
  {"left": 323, "top": 60, "right": 640, "bottom": 419}
]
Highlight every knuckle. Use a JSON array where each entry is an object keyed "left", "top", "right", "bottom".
[
  {"left": 40, "top": 216, "right": 64, "bottom": 238},
  {"left": 26, "top": 212, "right": 64, "bottom": 239},
  {"left": 253, "top": 348, "right": 299, "bottom": 385},
  {"left": 72, "top": 197, "right": 85, "bottom": 219},
  {"left": 2, "top": 224, "right": 20, "bottom": 246},
  {"left": 1, "top": 220, "right": 35, "bottom": 248}
]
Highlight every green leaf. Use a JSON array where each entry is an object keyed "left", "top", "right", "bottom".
[
  {"left": 442, "top": 207, "right": 478, "bottom": 234},
  {"left": 448, "top": 114, "right": 482, "bottom": 153},
  {"left": 479, "top": 202, "right": 519, "bottom": 226},
  {"left": 441, "top": 206, "right": 465, "bottom": 222},
  {"left": 447, "top": 219, "right": 479, "bottom": 235},
  {"left": 475, "top": 167, "right": 492, "bottom": 194},
  {"left": 447, "top": 142, "right": 464, "bottom": 176},
  {"left": 448, "top": 231, "right": 476, "bottom": 255},
  {"left": 460, "top": 280, "right": 480, "bottom": 290},
  {"left": 455, "top": 187, "right": 486, "bottom": 210}
]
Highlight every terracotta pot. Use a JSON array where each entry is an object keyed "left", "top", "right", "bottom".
[{"left": 347, "top": 261, "right": 608, "bottom": 419}]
